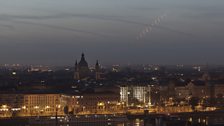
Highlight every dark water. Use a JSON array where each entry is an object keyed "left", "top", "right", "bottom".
[
  {"left": 0, "top": 116, "right": 145, "bottom": 126},
  {"left": 48, "top": 121, "right": 143, "bottom": 126},
  {"left": 30, "top": 119, "right": 144, "bottom": 126}
]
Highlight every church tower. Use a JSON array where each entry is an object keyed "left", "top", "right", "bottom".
[
  {"left": 95, "top": 60, "right": 101, "bottom": 80},
  {"left": 78, "top": 53, "right": 90, "bottom": 79},
  {"left": 74, "top": 60, "right": 80, "bottom": 80},
  {"left": 74, "top": 53, "right": 90, "bottom": 80}
]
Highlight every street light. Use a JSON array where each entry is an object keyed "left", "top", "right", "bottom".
[
  {"left": 46, "top": 106, "right": 50, "bottom": 108},
  {"left": 82, "top": 106, "right": 86, "bottom": 113},
  {"left": 33, "top": 106, "right": 40, "bottom": 117},
  {"left": 0, "top": 105, "right": 9, "bottom": 111},
  {"left": 21, "top": 106, "right": 27, "bottom": 116},
  {"left": 2, "top": 105, "right": 7, "bottom": 109},
  {"left": 22, "top": 106, "right": 26, "bottom": 109},
  {"left": 34, "top": 106, "right": 39, "bottom": 109},
  {"left": 55, "top": 104, "right": 61, "bottom": 126}
]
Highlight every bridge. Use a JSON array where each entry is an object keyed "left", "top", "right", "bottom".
[{"left": 126, "top": 110, "right": 224, "bottom": 126}]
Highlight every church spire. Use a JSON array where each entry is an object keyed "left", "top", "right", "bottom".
[
  {"left": 75, "top": 60, "right": 78, "bottom": 71},
  {"left": 74, "top": 60, "right": 80, "bottom": 80},
  {"left": 96, "top": 60, "right": 99, "bottom": 68},
  {"left": 77, "top": 53, "right": 90, "bottom": 80},
  {"left": 81, "top": 53, "right": 85, "bottom": 61},
  {"left": 95, "top": 60, "right": 101, "bottom": 80}
]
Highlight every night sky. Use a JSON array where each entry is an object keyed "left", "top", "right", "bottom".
[{"left": 0, "top": 0, "right": 224, "bottom": 65}]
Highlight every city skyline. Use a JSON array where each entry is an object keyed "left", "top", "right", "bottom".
[
  {"left": 0, "top": 0, "right": 224, "bottom": 65},
  {"left": 0, "top": 52, "right": 222, "bottom": 67},
  {"left": 1, "top": 1, "right": 224, "bottom": 125}
]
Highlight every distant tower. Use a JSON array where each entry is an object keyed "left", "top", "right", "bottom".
[
  {"left": 74, "top": 60, "right": 80, "bottom": 80},
  {"left": 78, "top": 53, "right": 90, "bottom": 79},
  {"left": 95, "top": 60, "right": 101, "bottom": 80},
  {"left": 74, "top": 53, "right": 90, "bottom": 80}
]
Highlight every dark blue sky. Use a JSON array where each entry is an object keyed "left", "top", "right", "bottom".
[{"left": 0, "top": 0, "right": 224, "bottom": 65}]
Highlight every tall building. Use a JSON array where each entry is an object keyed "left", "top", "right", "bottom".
[{"left": 74, "top": 53, "right": 90, "bottom": 80}]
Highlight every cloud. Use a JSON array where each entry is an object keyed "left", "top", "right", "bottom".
[
  {"left": 16, "top": 20, "right": 109, "bottom": 38},
  {"left": 0, "top": 13, "right": 196, "bottom": 39},
  {"left": 0, "top": 13, "right": 145, "bottom": 25},
  {"left": 0, "top": 24, "right": 14, "bottom": 30},
  {"left": 155, "top": 25, "right": 196, "bottom": 38},
  {"left": 0, "top": 15, "right": 110, "bottom": 38}
]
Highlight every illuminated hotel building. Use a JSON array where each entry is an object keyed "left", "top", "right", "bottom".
[
  {"left": 120, "top": 85, "right": 151, "bottom": 107},
  {"left": 23, "top": 94, "right": 64, "bottom": 116},
  {"left": 76, "top": 92, "right": 120, "bottom": 113}
]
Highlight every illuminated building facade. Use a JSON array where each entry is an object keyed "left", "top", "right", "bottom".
[
  {"left": 188, "top": 81, "right": 210, "bottom": 98},
  {"left": 0, "top": 93, "right": 72, "bottom": 117},
  {"left": 23, "top": 94, "right": 64, "bottom": 116},
  {"left": 76, "top": 92, "right": 120, "bottom": 113},
  {"left": 175, "top": 86, "right": 190, "bottom": 99},
  {"left": 120, "top": 85, "right": 151, "bottom": 107}
]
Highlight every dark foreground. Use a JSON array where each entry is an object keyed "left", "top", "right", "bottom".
[{"left": 0, "top": 111, "right": 224, "bottom": 126}]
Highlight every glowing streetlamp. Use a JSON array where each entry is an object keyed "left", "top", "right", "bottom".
[
  {"left": 33, "top": 106, "right": 39, "bottom": 116},
  {"left": 45, "top": 106, "right": 50, "bottom": 109},
  {"left": 97, "top": 102, "right": 105, "bottom": 113},
  {"left": 34, "top": 106, "right": 39, "bottom": 109},
  {"left": 55, "top": 104, "right": 61, "bottom": 126},
  {"left": 22, "top": 106, "right": 26, "bottom": 109},
  {"left": 2, "top": 105, "right": 7, "bottom": 108},
  {"left": 1, "top": 105, "right": 9, "bottom": 111}
]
